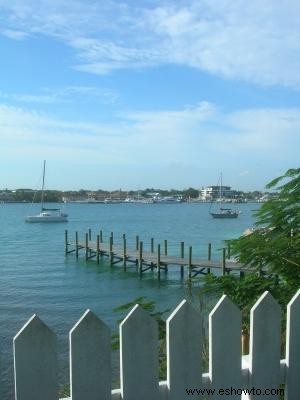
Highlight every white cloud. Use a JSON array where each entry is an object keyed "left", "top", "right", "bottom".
[
  {"left": 0, "top": 86, "right": 118, "bottom": 104},
  {"left": 0, "top": 101, "right": 299, "bottom": 163},
  {"left": 0, "top": 100, "right": 299, "bottom": 189},
  {"left": 0, "top": 0, "right": 299, "bottom": 87},
  {"left": 1, "top": 28, "right": 29, "bottom": 40}
]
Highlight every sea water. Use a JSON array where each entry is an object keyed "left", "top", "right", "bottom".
[{"left": 0, "top": 202, "right": 259, "bottom": 398}]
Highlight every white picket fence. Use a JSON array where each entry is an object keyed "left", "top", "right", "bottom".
[{"left": 12, "top": 290, "right": 300, "bottom": 400}]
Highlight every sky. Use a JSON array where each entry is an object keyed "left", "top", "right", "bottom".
[{"left": 0, "top": 0, "right": 299, "bottom": 191}]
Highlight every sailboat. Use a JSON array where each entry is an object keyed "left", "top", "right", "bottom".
[
  {"left": 25, "top": 161, "right": 68, "bottom": 223},
  {"left": 209, "top": 173, "right": 240, "bottom": 219}
]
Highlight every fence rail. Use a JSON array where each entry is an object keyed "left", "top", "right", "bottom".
[{"left": 10, "top": 290, "right": 300, "bottom": 399}]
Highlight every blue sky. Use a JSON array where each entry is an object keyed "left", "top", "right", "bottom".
[{"left": 0, "top": 0, "right": 299, "bottom": 191}]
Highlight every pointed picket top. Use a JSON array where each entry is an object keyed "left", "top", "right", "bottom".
[
  {"left": 14, "top": 314, "right": 58, "bottom": 400},
  {"left": 209, "top": 295, "right": 242, "bottom": 399},
  {"left": 120, "top": 304, "right": 159, "bottom": 400},
  {"left": 285, "top": 290, "right": 300, "bottom": 400},
  {"left": 287, "top": 289, "right": 300, "bottom": 318},
  {"left": 70, "top": 308, "right": 110, "bottom": 337},
  {"left": 167, "top": 299, "right": 202, "bottom": 400},
  {"left": 249, "top": 291, "right": 281, "bottom": 398},
  {"left": 70, "top": 309, "right": 111, "bottom": 400}
]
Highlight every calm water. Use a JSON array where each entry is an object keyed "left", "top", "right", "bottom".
[{"left": 0, "top": 202, "right": 259, "bottom": 398}]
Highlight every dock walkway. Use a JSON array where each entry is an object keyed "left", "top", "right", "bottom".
[{"left": 65, "top": 230, "right": 252, "bottom": 280}]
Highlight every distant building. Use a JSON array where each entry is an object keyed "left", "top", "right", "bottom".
[
  {"left": 0, "top": 191, "right": 14, "bottom": 201},
  {"left": 200, "top": 185, "right": 234, "bottom": 201}
]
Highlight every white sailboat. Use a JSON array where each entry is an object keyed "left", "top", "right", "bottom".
[
  {"left": 25, "top": 161, "right": 68, "bottom": 223},
  {"left": 209, "top": 173, "right": 240, "bottom": 219}
]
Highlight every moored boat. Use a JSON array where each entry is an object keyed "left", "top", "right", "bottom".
[
  {"left": 209, "top": 174, "right": 240, "bottom": 219},
  {"left": 25, "top": 161, "right": 68, "bottom": 223}
]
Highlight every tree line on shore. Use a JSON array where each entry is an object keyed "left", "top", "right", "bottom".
[{"left": 0, "top": 187, "right": 270, "bottom": 202}]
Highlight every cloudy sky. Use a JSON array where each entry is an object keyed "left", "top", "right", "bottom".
[{"left": 0, "top": 0, "right": 299, "bottom": 191}]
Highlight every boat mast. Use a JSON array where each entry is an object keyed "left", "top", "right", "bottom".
[
  {"left": 220, "top": 172, "right": 222, "bottom": 203},
  {"left": 41, "top": 160, "right": 46, "bottom": 211}
]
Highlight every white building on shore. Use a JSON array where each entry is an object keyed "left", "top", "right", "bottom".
[{"left": 199, "top": 185, "right": 234, "bottom": 201}]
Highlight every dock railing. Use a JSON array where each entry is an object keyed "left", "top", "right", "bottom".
[{"left": 12, "top": 290, "right": 300, "bottom": 399}]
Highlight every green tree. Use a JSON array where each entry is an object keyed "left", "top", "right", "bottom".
[
  {"left": 228, "top": 168, "right": 300, "bottom": 288},
  {"left": 199, "top": 168, "right": 300, "bottom": 343}
]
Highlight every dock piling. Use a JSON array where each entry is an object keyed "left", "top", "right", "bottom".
[
  {"left": 65, "top": 230, "right": 68, "bottom": 255},
  {"left": 207, "top": 243, "right": 211, "bottom": 274},
  {"left": 96, "top": 235, "right": 100, "bottom": 264},
  {"left": 188, "top": 246, "right": 192, "bottom": 280},
  {"left": 85, "top": 233, "right": 89, "bottom": 261},
  {"left": 157, "top": 244, "right": 161, "bottom": 280},
  {"left": 227, "top": 243, "right": 231, "bottom": 259},
  {"left": 222, "top": 248, "right": 226, "bottom": 275},
  {"left": 75, "top": 231, "right": 79, "bottom": 259},
  {"left": 109, "top": 235, "right": 113, "bottom": 266},
  {"left": 164, "top": 240, "right": 168, "bottom": 272},
  {"left": 139, "top": 241, "right": 143, "bottom": 276},
  {"left": 123, "top": 234, "right": 127, "bottom": 270},
  {"left": 180, "top": 241, "right": 184, "bottom": 278}
]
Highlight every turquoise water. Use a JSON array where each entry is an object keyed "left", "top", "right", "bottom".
[{"left": 0, "top": 202, "right": 259, "bottom": 398}]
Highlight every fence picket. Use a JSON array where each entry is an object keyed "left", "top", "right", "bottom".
[
  {"left": 8, "top": 292, "right": 300, "bottom": 400},
  {"left": 13, "top": 314, "right": 58, "bottom": 400},
  {"left": 70, "top": 309, "right": 111, "bottom": 400},
  {"left": 120, "top": 304, "right": 159, "bottom": 400},
  {"left": 285, "top": 290, "right": 300, "bottom": 400},
  {"left": 209, "top": 295, "right": 242, "bottom": 400},
  {"left": 249, "top": 291, "right": 281, "bottom": 400},
  {"left": 167, "top": 299, "right": 202, "bottom": 400}
]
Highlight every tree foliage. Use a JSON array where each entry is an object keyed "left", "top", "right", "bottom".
[
  {"left": 228, "top": 168, "right": 300, "bottom": 287},
  {"left": 200, "top": 168, "right": 300, "bottom": 339}
]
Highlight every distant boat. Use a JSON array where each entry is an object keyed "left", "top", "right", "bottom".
[
  {"left": 153, "top": 195, "right": 184, "bottom": 204},
  {"left": 209, "top": 173, "right": 240, "bottom": 219},
  {"left": 25, "top": 161, "right": 68, "bottom": 223}
]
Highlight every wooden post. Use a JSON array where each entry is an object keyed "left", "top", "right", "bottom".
[
  {"left": 109, "top": 235, "right": 113, "bottom": 266},
  {"left": 136, "top": 235, "right": 139, "bottom": 251},
  {"left": 227, "top": 243, "right": 231, "bottom": 259},
  {"left": 207, "top": 243, "right": 211, "bottom": 274},
  {"left": 75, "top": 231, "right": 79, "bottom": 259},
  {"left": 151, "top": 238, "right": 154, "bottom": 253},
  {"left": 180, "top": 241, "right": 184, "bottom": 278},
  {"left": 88, "top": 228, "right": 92, "bottom": 241},
  {"left": 110, "top": 232, "right": 114, "bottom": 245},
  {"left": 222, "top": 248, "right": 226, "bottom": 276},
  {"left": 85, "top": 233, "right": 88, "bottom": 261},
  {"left": 65, "top": 230, "right": 68, "bottom": 255},
  {"left": 100, "top": 230, "right": 103, "bottom": 243},
  {"left": 123, "top": 234, "right": 127, "bottom": 270},
  {"left": 139, "top": 241, "right": 143, "bottom": 276},
  {"left": 150, "top": 238, "right": 154, "bottom": 270},
  {"left": 157, "top": 244, "right": 161, "bottom": 280},
  {"left": 188, "top": 246, "right": 192, "bottom": 280},
  {"left": 96, "top": 235, "right": 100, "bottom": 264},
  {"left": 164, "top": 239, "right": 168, "bottom": 272}
]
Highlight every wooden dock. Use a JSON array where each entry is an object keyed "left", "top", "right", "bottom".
[{"left": 65, "top": 229, "right": 252, "bottom": 280}]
